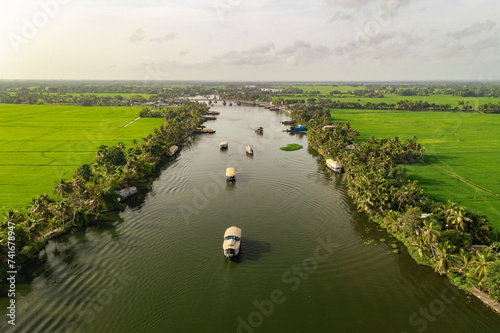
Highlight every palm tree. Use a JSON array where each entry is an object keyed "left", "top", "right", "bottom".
[
  {"left": 445, "top": 202, "right": 471, "bottom": 231},
  {"left": 2, "top": 210, "right": 25, "bottom": 227},
  {"left": 54, "top": 178, "right": 73, "bottom": 200},
  {"left": 471, "top": 248, "right": 495, "bottom": 285},
  {"left": 420, "top": 220, "right": 441, "bottom": 256},
  {"left": 24, "top": 214, "right": 45, "bottom": 241},
  {"left": 433, "top": 241, "right": 455, "bottom": 275},
  {"left": 453, "top": 248, "right": 472, "bottom": 276}
]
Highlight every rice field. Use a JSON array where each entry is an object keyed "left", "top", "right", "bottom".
[
  {"left": 331, "top": 109, "right": 500, "bottom": 229},
  {"left": 0, "top": 104, "right": 165, "bottom": 214},
  {"left": 277, "top": 93, "right": 500, "bottom": 109}
]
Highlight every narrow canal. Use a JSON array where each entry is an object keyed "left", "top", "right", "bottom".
[{"left": 2, "top": 105, "right": 499, "bottom": 333}]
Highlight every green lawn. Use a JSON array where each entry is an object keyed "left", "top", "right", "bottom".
[
  {"left": 0, "top": 104, "right": 165, "bottom": 214},
  {"left": 331, "top": 109, "right": 500, "bottom": 229}
]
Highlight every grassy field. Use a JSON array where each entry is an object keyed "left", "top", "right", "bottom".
[
  {"left": 0, "top": 104, "right": 165, "bottom": 214},
  {"left": 277, "top": 93, "right": 500, "bottom": 109},
  {"left": 331, "top": 109, "right": 500, "bottom": 229}
]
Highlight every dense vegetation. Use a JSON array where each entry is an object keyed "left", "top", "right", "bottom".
[
  {"left": 291, "top": 104, "right": 500, "bottom": 301},
  {"left": 0, "top": 101, "right": 208, "bottom": 280},
  {"left": 279, "top": 144, "right": 303, "bottom": 151}
]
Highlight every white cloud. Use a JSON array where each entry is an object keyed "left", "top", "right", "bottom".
[
  {"left": 447, "top": 20, "right": 496, "bottom": 39},
  {"left": 329, "top": 11, "right": 354, "bottom": 22}
]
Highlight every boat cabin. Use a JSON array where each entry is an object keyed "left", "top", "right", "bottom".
[
  {"left": 326, "top": 159, "right": 343, "bottom": 173},
  {"left": 226, "top": 167, "right": 236, "bottom": 181},
  {"left": 223, "top": 226, "right": 242, "bottom": 259}
]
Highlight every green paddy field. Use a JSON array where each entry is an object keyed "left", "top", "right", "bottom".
[
  {"left": 0, "top": 104, "right": 164, "bottom": 214},
  {"left": 332, "top": 109, "right": 500, "bottom": 229}
]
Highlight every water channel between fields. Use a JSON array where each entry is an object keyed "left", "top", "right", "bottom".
[{"left": 1, "top": 104, "right": 499, "bottom": 333}]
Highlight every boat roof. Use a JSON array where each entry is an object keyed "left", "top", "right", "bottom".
[
  {"left": 326, "top": 158, "right": 342, "bottom": 165},
  {"left": 224, "top": 226, "right": 241, "bottom": 238},
  {"left": 246, "top": 145, "right": 253, "bottom": 149},
  {"left": 220, "top": 141, "right": 228, "bottom": 145},
  {"left": 226, "top": 167, "right": 236, "bottom": 176}
]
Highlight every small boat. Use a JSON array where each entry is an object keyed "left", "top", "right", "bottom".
[
  {"left": 195, "top": 128, "right": 216, "bottom": 133},
  {"left": 220, "top": 141, "right": 228, "bottom": 149},
  {"left": 226, "top": 167, "right": 236, "bottom": 181},
  {"left": 114, "top": 186, "right": 138, "bottom": 201},
  {"left": 223, "top": 226, "right": 241, "bottom": 259},
  {"left": 326, "top": 158, "right": 343, "bottom": 173},
  {"left": 167, "top": 145, "right": 178, "bottom": 157},
  {"left": 255, "top": 126, "right": 263, "bottom": 134},
  {"left": 245, "top": 145, "right": 254, "bottom": 155}
]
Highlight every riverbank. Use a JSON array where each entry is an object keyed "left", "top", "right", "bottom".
[
  {"left": 0, "top": 101, "right": 208, "bottom": 282},
  {"left": 289, "top": 104, "right": 500, "bottom": 315}
]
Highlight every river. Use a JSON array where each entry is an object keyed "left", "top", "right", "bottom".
[{"left": 1, "top": 104, "right": 499, "bottom": 333}]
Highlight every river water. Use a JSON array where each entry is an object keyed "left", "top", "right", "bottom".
[{"left": 1, "top": 105, "right": 500, "bottom": 333}]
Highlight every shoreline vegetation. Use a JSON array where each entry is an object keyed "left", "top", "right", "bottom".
[
  {"left": 290, "top": 104, "right": 500, "bottom": 314},
  {"left": 0, "top": 101, "right": 208, "bottom": 281}
]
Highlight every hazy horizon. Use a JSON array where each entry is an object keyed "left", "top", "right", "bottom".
[{"left": 1, "top": 0, "right": 499, "bottom": 82}]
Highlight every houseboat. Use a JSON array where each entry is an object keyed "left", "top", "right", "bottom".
[
  {"left": 223, "top": 226, "right": 241, "bottom": 259},
  {"left": 194, "top": 128, "right": 216, "bottom": 134},
  {"left": 220, "top": 141, "right": 228, "bottom": 149},
  {"left": 114, "top": 186, "right": 138, "bottom": 201},
  {"left": 245, "top": 145, "right": 254, "bottom": 155},
  {"left": 167, "top": 145, "right": 178, "bottom": 157},
  {"left": 202, "top": 115, "right": 217, "bottom": 121},
  {"left": 326, "top": 159, "right": 343, "bottom": 173},
  {"left": 255, "top": 126, "right": 263, "bottom": 134},
  {"left": 226, "top": 167, "right": 236, "bottom": 181}
]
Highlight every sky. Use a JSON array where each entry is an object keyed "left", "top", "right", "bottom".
[{"left": 0, "top": 0, "right": 499, "bottom": 81}]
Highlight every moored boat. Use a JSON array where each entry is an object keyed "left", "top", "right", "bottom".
[
  {"left": 326, "top": 158, "right": 343, "bottom": 173},
  {"left": 223, "top": 226, "right": 241, "bottom": 259},
  {"left": 167, "top": 145, "right": 178, "bottom": 157},
  {"left": 220, "top": 141, "right": 228, "bottom": 149},
  {"left": 245, "top": 145, "right": 254, "bottom": 155},
  {"left": 226, "top": 167, "right": 236, "bottom": 181},
  {"left": 114, "top": 186, "right": 138, "bottom": 201}
]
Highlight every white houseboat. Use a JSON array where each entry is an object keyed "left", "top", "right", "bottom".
[
  {"left": 326, "top": 159, "right": 343, "bottom": 173},
  {"left": 223, "top": 226, "right": 241, "bottom": 259},
  {"left": 167, "top": 145, "right": 178, "bottom": 157},
  {"left": 226, "top": 167, "right": 236, "bottom": 181}
]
